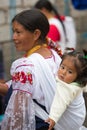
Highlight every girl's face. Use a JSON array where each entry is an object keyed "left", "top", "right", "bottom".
[
  {"left": 12, "top": 21, "right": 37, "bottom": 53},
  {"left": 58, "top": 56, "right": 78, "bottom": 83}
]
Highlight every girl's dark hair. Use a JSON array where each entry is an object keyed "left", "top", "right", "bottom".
[
  {"left": 12, "top": 9, "right": 49, "bottom": 41},
  {"left": 62, "top": 49, "right": 87, "bottom": 87},
  {"left": 34, "top": 0, "right": 67, "bottom": 42}
]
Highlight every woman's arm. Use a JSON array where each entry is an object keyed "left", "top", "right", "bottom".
[{"left": 0, "top": 82, "right": 8, "bottom": 96}]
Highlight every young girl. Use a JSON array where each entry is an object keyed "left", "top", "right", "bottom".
[{"left": 46, "top": 49, "right": 87, "bottom": 130}]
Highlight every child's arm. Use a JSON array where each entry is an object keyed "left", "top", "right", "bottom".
[{"left": 45, "top": 78, "right": 82, "bottom": 129}]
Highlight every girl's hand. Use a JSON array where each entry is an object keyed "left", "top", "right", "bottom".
[{"left": 45, "top": 118, "right": 55, "bottom": 130}]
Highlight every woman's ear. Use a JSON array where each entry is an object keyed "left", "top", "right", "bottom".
[{"left": 33, "top": 29, "right": 41, "bottom": 41}]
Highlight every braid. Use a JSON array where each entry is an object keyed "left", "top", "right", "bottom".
[{"left": 47, "top": 38, "right": 63, "bottom": 57}]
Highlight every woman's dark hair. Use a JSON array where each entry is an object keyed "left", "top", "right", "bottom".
[
  {"left": 61, "top": 49, "right": 87, "bottom": 87},
  {"left": 34, "top": 0, "right": 67, "bottom": 42},
  {"left": 12, "top": 9, "right": 49, "bottom": 41}
]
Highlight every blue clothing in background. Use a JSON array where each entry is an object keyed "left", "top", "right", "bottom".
[{"left": 71, "top": 0, "right": 87, "bottom": 10}]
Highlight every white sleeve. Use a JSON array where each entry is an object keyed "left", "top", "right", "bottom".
[
  {"left": 10, "top": 57, "right": 36, "bottom": 94},
  {"left": 49, "top": 78, "right": 82, "bottom": 123}
]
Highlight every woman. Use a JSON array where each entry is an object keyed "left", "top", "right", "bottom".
[{"left": 0, "top": 9, "right": 61, "bottom": 130}]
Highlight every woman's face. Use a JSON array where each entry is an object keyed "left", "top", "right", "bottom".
[
  {"left": 12, "top": 21, "right": 36, "bottom": 52},
  {"left": 58, "top": 56, "right": 78, "bottom": 83}
]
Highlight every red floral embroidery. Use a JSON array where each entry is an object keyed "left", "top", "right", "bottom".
[
  {"left": 12, "top": 72, "right": 20, "bottom": 82},
  {"left": 20, "top": 71, "right": 27, "bottom": 83},
  {"left": 27, "top": 73, "right": 33, "bottom": 84},
  {"left": 12, "top": 71, "right": 33, "bottom": 84}
]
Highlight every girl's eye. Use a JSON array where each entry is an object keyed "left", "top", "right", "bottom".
[
  {"left": 68, "top": 70, "right": 72, "bottom": 74},
  {"left": 16, "top": 30, "right": 21, "bottom": 34},
  {"left": 60, "top": 65, "right": 64, "bottom": 69}
]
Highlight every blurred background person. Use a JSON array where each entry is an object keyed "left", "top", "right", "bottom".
[{"left": 34, "top": 0, "right": 77, "bottom": 53}]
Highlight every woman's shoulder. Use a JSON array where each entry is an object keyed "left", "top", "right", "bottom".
[
  {"left": 11, "top": 56, "right": 35, "bottom": 71},
  {"left": 51, "top": 49, "right": 62, "bottom": 64},
  {"left": 12, "top": 57, "right": 28, "bottom": 65}
]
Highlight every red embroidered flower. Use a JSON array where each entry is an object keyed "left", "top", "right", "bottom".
[
  {"left": 12, "top": 72, "right": 20, "bottom": 82},
  {"left": 27, "top": 72, "right": 33, "bottom": 85},
  {"left": 20, "top": 71, "right": 27, "bottom": 83}
]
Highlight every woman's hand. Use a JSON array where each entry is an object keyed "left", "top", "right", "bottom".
[{"left": 45, "top": 118, "right": 55, "bottom": 130}]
